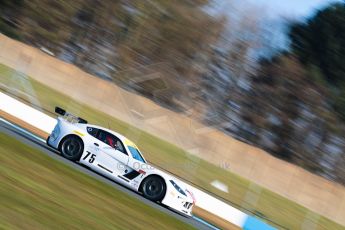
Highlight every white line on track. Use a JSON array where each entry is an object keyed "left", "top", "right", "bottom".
[{"left": 0, "top": 118, "right": 45, "bottom": 143}]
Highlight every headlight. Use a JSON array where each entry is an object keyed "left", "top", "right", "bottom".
[{"left": 170, "top": 180, "right": 187, "bottom": 196}]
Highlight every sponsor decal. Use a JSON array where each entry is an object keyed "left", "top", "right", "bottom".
[
  {"left": 124, "top": 138, "right": 138, "bottom": 148},
  {"left": 73, "top": 130, "right": 85, "bottom": 136},
  {"left": 138, "top": 169, "right": 146, "bottom": 175},
  {"left": 123, "top": 170, "right": 141, "bottom": 180}
]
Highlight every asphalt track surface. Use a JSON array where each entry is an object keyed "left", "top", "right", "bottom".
[{"left": 0, "top": 119, "right": 217, "bottom": 230}]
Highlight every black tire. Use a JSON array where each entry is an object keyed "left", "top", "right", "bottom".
[
  {"left": 60, "top": 135, "right": 84, "bottom": 161},
  {"left": 141, "top": 176, "right": 166, "bottom": 202}
]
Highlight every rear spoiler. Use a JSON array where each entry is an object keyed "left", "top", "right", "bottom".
[{"left": 55, "top": 107, "right": 88, "bottom": 124}]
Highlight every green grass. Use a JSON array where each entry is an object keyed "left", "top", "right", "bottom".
[
  {"left": 0, "top": 133, "right": 195, "bottom": 230},
  {"left": 1, "top": 63, "right": 344, "bottom": 230}
]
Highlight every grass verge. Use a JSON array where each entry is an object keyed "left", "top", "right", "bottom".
[
  {"left": 0, "top": 133, "right": 195, "bottom": 230},
  {"left": 1, "top": 63, "right": 344, "bottom": 230}
]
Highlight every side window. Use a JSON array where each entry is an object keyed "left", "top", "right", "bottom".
[
  {"left": 115, "top": 140, "right": 125, "bottom": 153},
  {"left": 97, "top": 130, "right": 107, "bottom": 143},
  {"left": 97, "top": 130, "right": 127, "bottom": 155},
  {"left": 87, "top": 127, "right": 98, "bottom": 137}
]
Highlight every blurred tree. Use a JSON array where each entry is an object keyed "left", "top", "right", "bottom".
[
  {"left": 115, "top": 0, "right": 225, "bottom": 109},
  {"left": 117, "top": 0, "right": 223, "bottom": 73},
  {"left": 0, "top": 0, "right": 23, "bottom": 14},
  {"left": 0, "top": 0, "right": 225, "bottom": 110},
  {"left": 19, "top": 0, "right": 84, "bottom": 52},
  {"left": 290, "top": 2, "right": 345, "bottom": 85},
  {"left": 249, "top": 56, "right": 306, "bottom": 159},
  {"left": 289, "top": 2, "right": 345, "bottom": 120},
  {"left": 0, "top": 0, "right": 23, "bottom": 39},
  {"left": 245, "top": 54, "right": 344, "bottom": 176},
  {"left": 69, "top": 0, "right": 124, "bottom": 70},
  {"left": 200, "top": 10, "right": 266, "bottom": 135}
]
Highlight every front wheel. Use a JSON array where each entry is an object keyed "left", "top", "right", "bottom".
[
  {"left": 141, "top": 176, "right": 166, "bottom": 202},
  {"left": 60, "top": 136, "right": 84, "bottom": 161}
]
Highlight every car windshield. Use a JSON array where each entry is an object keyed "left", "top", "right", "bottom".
[{"left": 127, "top": 146, "right": 146, "bottom": 163}]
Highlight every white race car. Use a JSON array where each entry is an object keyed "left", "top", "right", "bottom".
[{"left": 47, "top": 107, "right": 195, "bottom": 216}]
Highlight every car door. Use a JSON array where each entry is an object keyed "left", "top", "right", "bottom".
[
  {"left": 81, "top": 127, "right": 108, "bottom": 172},
  {"left": 94, "top": 130, "right": 131, "bottom": 177}
]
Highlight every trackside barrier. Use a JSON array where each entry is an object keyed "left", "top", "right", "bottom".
[{"left": 0, "top": 91, "right": 276, "bottom": 230}]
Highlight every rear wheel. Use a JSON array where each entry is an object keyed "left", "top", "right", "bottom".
[
  {"left": 141, "top": 176, "right": 166, "bottom": 202},
  {"left": 60, "top": 136, "right": 83, "bottom": 161}
]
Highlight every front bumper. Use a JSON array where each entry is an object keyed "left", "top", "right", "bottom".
[{"left": 161, "top": 193, "right": 194, "bottom": 216}]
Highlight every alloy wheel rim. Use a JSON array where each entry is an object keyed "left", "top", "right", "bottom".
[{"left": 63, "top": 139, "right": 80, "bottom": 157}]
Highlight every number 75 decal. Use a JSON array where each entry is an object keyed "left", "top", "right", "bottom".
[{"left": 83, "top": 151, "right": 96, "bottom": 163}]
